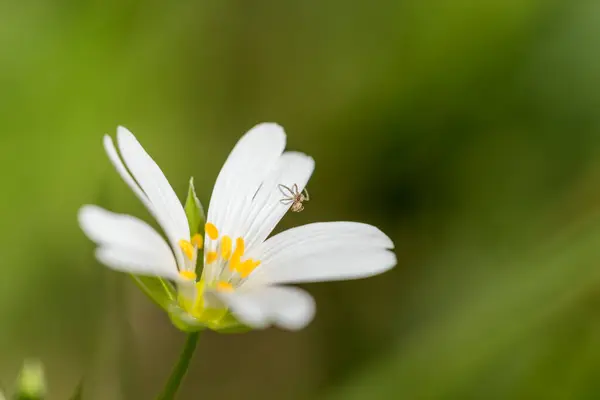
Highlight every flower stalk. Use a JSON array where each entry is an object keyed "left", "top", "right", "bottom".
[{"left": 156, "top": 332, "right": 201, "bottom": 400}]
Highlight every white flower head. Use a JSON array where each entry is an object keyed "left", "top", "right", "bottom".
[{"left": 79, "top": 124, "right": 396, "bottom": 331}]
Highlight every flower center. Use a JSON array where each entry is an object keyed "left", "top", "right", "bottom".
[
  {"left": 204, "top": 222, "right": 261, "bottom": 284},
  {"left": 174, "top": 223, "right": 262, "bottom": 327},
  {"left": 175, "top": 278, "right": 229, "bottom": 327}
]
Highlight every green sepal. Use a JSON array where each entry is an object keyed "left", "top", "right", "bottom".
[
  {"left": 184, "top": 177, "right": 205, "bottom": 236},
  {"left": 167, "top": 304, "right": 251, "bottom": 334},
  {"left": 130, "top": 275, "right": 176, "bottom": 312},
  {"left": 13, "top": 360, "right": 45, "bottom": 400},
  {"left": 211, "top": 312, "right": 252, "bottom": 334},
  {"left": 167, "top": 304, "right": 207, "bottom": 333}
]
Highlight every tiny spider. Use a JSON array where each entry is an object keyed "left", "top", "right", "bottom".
[{"left": 278, "top": 183, "right": 310, "bottom": 212}]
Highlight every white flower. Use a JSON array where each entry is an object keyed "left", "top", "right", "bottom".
[{"left": 79, "top": 124, "right": 396, "bottom": 331}]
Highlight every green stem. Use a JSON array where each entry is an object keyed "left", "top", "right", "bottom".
[{"left": 157, "top": 332, "right": 201, "bottom": 400}]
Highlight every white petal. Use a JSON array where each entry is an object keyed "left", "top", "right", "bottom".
[
  {"left": 239, "top": 151, "right": 315, "bottom": 251},
  {"left": 206, "top": 123, "right": 286, "bottom": 240},
  {"left": 115, "top": 126, "right": 189, "bottom": 258},
  {"left": 79, "top": 205, "right": 167, "bottom": 251},
  {"left": 217, "top": 286, "right": 316, "bottom": 330},
  {"left": 244, "top": 222, "right": 396, "bottom": 285},
  {"left": 78, "top": 205, "right": 179, "bottom": 280},
  {"left": 103, "top": 135, "right": 152, "bottom": 210},
  {"left": 104, "top": 133, "right": 185, "bottom": 269},
  {"left": 95, "top": 247, "right": 180, "bottom": 280}
]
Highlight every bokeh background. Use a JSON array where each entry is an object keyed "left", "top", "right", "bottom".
[{"left": 2, "top": 0, "right": 600, "bottom": 398}]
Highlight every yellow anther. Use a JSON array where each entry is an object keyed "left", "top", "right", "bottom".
[
  {"left": 235, "top": 237, "right": 245, "bottom": 256},
  {"left": 191, "top": 234, "right": 203, "bottom": 249},
  {"left": 216, "top": 281, "right": 234, "bottom": 292},
  {"left": 237, "top": 260, "right": 253, "bottom": 278},
  {"left": 221, "top": 236, "right": 232, "bottom": 260},
  {"left": 237, "top": 259, "right": 261, "bottom": 278},
  {"left": 228, "top": 238, "right": 245, "bottom": 271},
  {"left": 228, "top": 251, "right": 241, "bottom": 272},
  {"left": 205, "top": 223, "right": 219, "bottom": 240},
  {"left": 206, "top": 251, "right": 218, "bottom": 264},
  {"left": 178, "top": 240, "right": 195, "bottom": 260},
  {"left": 179, "top": 270, "right": 197, "bottom": 281}
]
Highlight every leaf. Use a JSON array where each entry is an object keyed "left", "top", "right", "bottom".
[{"left": 184, "top": 177, "right": 205, "bottom": 236}]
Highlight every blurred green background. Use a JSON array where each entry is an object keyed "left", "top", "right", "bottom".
[{"left": 2, "top": 0, "right": 600, "bottom": 398}]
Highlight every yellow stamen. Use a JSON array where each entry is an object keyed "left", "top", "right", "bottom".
[
  {"left": 178, "top": 240, "right": 194, "bottom": 260},
  {"left": 205, "top": 223, "right": 219, "bottom": 240},
  {"left": 206, "top": 251, "right": 218, "bottom": 264},
  {"left": 216, "top": 281, "right": 234, "bottom": 292},
  {"left": 229, "top": 251, "right": 241, "bottom": 272},
  {"left": 237, "top": 259, "right": 261, "bottom": 278},
  {"left": 236, "top": 237, "right": 245, "bottom": 256},
  {"left": 191, "top": 234, "right": 203, "bottom": 249},
  {"left": 236, "top": 260, "right": 253, "bottom": 278},
  {"left": 221, "top": 235, "right": 232, "bottom": 260},
  {"left": 228, "top": 239, "right": 245, "bottom": 271},
  {"left": 179, "top": 270, "right": 197, "bottom": 281}
]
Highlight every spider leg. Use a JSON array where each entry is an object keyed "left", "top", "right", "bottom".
[
  {"left": 278, "top": 184, "right": 294, "bottom": 196},
  {"left": 302, "top": 187, "right": 310, "bottom": 201},
  {"left": 280, "top": 198, "right": 294, "bottom": 205},
  {"left": 292, "top": 183, "right": 299, "bottom": 195}
]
